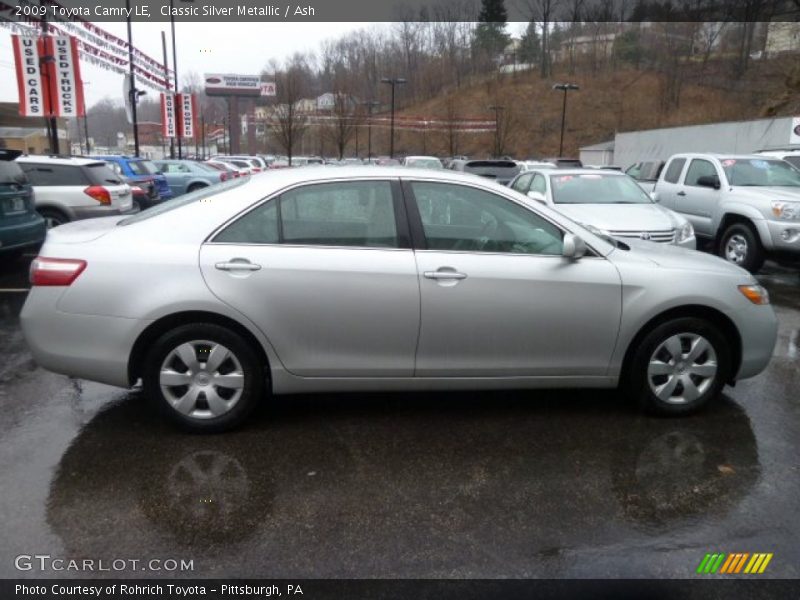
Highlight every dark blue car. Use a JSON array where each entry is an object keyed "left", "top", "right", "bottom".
[
  {"left": 91, "top": 155, "right": 173, "bottom": 200},
  {"left": 0, "top": 149, "right": 45, "bottom": 258}
]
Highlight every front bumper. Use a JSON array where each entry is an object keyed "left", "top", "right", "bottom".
[
  {"left": 765, "top": 220, "right": 800, "bottom": 254},
  {"left": 675, "top": 235, "right": 697, "bottom": 250},
  {"left": 733, "top": 302, "right": 779, "bottom": 380}
]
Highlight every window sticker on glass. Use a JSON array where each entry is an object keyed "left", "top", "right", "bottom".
[
  {"left": 751, "top": 160, "right": 769, "bottom": 170},
  {"left": 555, "top": 175, "right": 574, "bottom": 182},
  {"left": 721, "top": 159, "right": 736, "bottom": 167},
  {"left": 579, "top": 174, "right": 602, "bottom": 179}
]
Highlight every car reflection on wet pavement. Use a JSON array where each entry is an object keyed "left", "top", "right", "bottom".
[{"left": 0, "top": 255, "right": 798, "bottom": 578}]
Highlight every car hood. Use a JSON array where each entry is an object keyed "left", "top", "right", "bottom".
[
  {"left": 729, "top": 186, "right": 800, "bottom": 201},
  {"left": 45, "top": 216, "right": 124, "bottom": 244},
  {"left": 554, "top": 203, "right": 682, "bottom": 231},
  {"left": 620, "top": 238, "right": 749, "bottom": 276}
]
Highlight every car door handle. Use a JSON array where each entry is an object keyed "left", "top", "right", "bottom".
[
  {"left": 677, "top": 191, "right": 687, "bottom": 196},
  {"left": 424, "top": 270, "right": 467, "bottom": 280},
  {"left": 215, "top": 260, "right": 261, "bottom": 271}
]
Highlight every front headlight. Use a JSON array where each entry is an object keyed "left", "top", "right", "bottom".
[
  {"left": 771, "top": 201, "right": 800, "bottom": 220},
  {"left": 738, "top": 284, "right": 770, "bottom": 305},
  {"left": 676, "top": 221, "right": 694, "bottom": 242}
]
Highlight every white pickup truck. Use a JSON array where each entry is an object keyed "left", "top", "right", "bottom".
[{"left": 653, "top": 153, "right": 800, "bottom": 272}]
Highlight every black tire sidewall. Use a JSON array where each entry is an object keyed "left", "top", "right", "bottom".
[
  {"left": 628, "top": 317, "right": 731, "bottom": 416},
  {"left": 38, "top": 208, "right": 68, "bottom": 228},
  {"left": 143, "top": 323, "right": 265, "bottom": 432},
  {"left": 720, "top": 223, "right": 764, "bottom": 273}
]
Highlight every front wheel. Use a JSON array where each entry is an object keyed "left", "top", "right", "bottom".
[
  {"left": 143, "top": 323, "right": 265, "bottom": 432},
  {"left": 627, "top": 317, "right": 731, "bottom": 416},
  {"left": 719, "top": 222, "right": 765, "bottom": 273}
]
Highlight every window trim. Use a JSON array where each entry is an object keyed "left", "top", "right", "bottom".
[
  {"left": 663, "top": 157, "right": 687, "bottom": 185},
  {"left": 400, "top": 177, "right": 597, "bottom": 258},
  {"left": 206, "top": 177, "right": 412, "bottom": 250}
]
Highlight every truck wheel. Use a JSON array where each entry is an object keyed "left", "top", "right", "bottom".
[{"left": 719, "top": 222, "right": 765, "bottom": 273}]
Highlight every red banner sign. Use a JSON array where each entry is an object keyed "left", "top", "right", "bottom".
[
  {"left": 161, "top": 93, "right": 177, "bottom": 138},
  {"left": 12, "top": 34, "right": 85, "bottom": 118},
  {"left": 177, "top": 93, "right": 196, "bottom": 139}
]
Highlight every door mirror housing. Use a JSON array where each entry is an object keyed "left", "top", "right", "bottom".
[
  {"left": 527, "top": 190, "right": 546, "bottom": 203},
  {"left": 562, "top": 233, "right": 587, "bottom": 259},
  {"left": 696, "top": 174, "right": 721, "bottom": 190}
]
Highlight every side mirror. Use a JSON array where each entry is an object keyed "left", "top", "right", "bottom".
[
  {"left": 696, "top": 175, "right": 721, "bottom": 190},
  {"left": 527, "top": 190, "right": 546, "bottom": 203},
  {"left": 562, "top": 233, "right": 587, "bottom": 259},
  {"left": 649, "top": 191, "right": 658, "bottom": 202}
]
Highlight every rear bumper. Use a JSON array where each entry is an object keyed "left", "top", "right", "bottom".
[
  {"left": 20, "top": 287, "right": 148, "bottom": 388},
  {"left": 0, "top": 214, "right": 46, "bottom": 252}
]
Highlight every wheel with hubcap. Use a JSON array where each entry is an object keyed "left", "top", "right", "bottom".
[
  {"left": 143, "top": 323, "right": 265, "bottom": 432},
  {"left": 719, "top": 222, "right": 764, "bottom": 273},
  {"left": 627, "top": 317, "right": 731, "bottom": 415}
]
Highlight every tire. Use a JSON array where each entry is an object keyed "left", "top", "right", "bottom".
[
  {"left": 143, "top": 323, "right": 265, "bottom": 432},
  {"left": 187, "top": 183, "right": 207, "bottom": 193},
  {"left": 38, "top": 208, "right": 69, "bottom": 229},
  {"left": 626, "top": 317, "right": 731, "bottom": 416},
  {"left": 718, "top": 222, "right": 765, "bottom": 273}
]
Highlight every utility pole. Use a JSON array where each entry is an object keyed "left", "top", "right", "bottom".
[
  {"left": 40, "top": 1, "right": 58, "bottom": 154},
  {"left": 125, "top": 0, "right": 140, "bottom": 157},
  {"left": 380, "top": 77, "right": 406, "bottom": 158},
  {"left": 361, "top": 100, "right": 379, "bottom": 161},
  {"left": 488, "top": 105, "right": 504, "bottom": 157},
  {"left": 553, "top": 83, "right": 579, "bottom": 157},
  {"left": 161, "top": 31, "right": 175, "bottom": 159},
  {"left": 170, "top": 0, "right": 182, "bottom": 158}
]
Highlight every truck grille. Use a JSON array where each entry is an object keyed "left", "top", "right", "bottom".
[{"left": 607, "top": 229, "right": 676, "bottom": 244}]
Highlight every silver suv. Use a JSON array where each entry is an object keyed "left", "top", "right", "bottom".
[
  {"left": 655, "top": 153, "right": 800, "bottom": 272},
  {"left": 16, "top": 156, "right": 133, "bottom": 228}
]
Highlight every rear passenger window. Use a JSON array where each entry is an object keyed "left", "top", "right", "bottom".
[
  {"left": 281, "top": 181, "right": 397, "bottom": 248},
  {"left": 511, "top": 173, "right": 532, "bottom": 193},
  {"left": 18, "top": 164, "right": 88, "bottom": 186},
  {"left": 215, "top": 200, "right": 279, "bottom": 244},
  {"left": 685, "top": 159, "right": 718, "bottom": 186},
  {"left": 663, "top": 159, "right": 686, "bottom": 184}
]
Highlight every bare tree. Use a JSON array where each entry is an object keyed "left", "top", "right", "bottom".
[
  {"left": 324, "top": 90, "right": 360, "bottom": 159},
  {"left": 267, "top": 54, "right": 311, "bottom": 165}
]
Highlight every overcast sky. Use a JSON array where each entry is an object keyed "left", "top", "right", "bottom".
[{"left": 0, "top": 21, "right": 371, "bottom": 107}]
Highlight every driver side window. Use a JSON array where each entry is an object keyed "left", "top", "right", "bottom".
[{"left": 411, "top": 181, "right": 563, "bottom": 255}]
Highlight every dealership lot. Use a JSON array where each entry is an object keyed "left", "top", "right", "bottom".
[{"left": 0, "top": 254, "right": 798, "bottom": 579}]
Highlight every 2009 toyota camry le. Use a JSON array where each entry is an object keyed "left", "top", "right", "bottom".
[{"left": 20, "top": 167, "right": 777, "bottom": 432}]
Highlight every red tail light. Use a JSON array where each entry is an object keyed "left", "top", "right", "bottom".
[
  {"left": 252, "top": 167, "right": 262, "bottom": 172},
  {"left": 219, "top": 172, "right": 227, "bottom": 182},
  {"left": 84, "top": 185, "right": 111, "bottom": 205},
  {"left": 30, "top": 257, "right": 87, "bottom": 286}
]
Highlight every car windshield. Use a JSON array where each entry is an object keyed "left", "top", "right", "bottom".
[
  {"left": 118, "top": 177, "right": 247, "bottom": 225},
  {"left": 128, "top": 160, "right": 159, "bottom": 176},
  {"left": 549, "top": 173, "right": 652, "bottom": 204},
  {"left": 406, "top": 158, "right": 443, "bottom": 169},
  {"left": 721, "top": 158, "right": 800, "bottom": 187}
]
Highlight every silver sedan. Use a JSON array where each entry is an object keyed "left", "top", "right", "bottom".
[{"left": 20, "top": 167, "right": 777, "bottom": 431}]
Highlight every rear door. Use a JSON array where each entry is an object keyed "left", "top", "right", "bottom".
[
  {"left": 200, "top": 179, "right": 421, "bottom": 377},
  {"left": 405, "top": 179, "right": 621, "bottom": 377},
  {"left": 654, "top": 157, "right": 687, "bottom": 211}
]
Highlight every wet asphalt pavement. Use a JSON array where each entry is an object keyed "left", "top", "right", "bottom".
[{"left": 0, "top": 253, "right": 798, "bottom": 580}]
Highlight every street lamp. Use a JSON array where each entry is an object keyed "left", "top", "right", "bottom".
[
  {"left": 361, "top": 100, "right": 380, "bottom": 161},
  {"left": 488, "top": 105, "right": 504, "bottom": 158},
  {"left": 552, "top": 83, "right": 579, "bottom": 157},
  {"left": 380, "top": 77, "right": 406, "bottom": 158}
]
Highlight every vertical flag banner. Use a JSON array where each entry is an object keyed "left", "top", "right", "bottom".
[
  {"left": 161, "top": 93, "right": 177, "bottom": 138},
  {"left": 11, "top": 35, "right": 51, "bottom": 117},
  {"left": 177, "top": 93, "right": 197, "bottom": 139},
  {"left": 47, "top": 35, "right": 86, "bottom": 117}
]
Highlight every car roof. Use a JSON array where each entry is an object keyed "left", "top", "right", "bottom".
[
  {"left": 669, "top": 153, "right": 781, "bottom": 161},
  {"left": 527, "top": 168, "right": 626, "bottom": 177},
  {"left": 405, "top": 156, "right": 441, "bottom": 160},
  {"left": 17, "top": 155, "right": 107, "bottom": 166}
]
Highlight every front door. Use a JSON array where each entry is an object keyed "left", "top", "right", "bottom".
[{"left": 406, "top": 180, "right": 622, "bottom": 377}]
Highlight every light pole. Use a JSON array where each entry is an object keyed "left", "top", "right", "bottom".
[
  {"left": 380, "top": 77, "right": 405, "bottom": 158},
  {"left": 361, "top": 100, "right": 379, "bottom": 161},
  {"left": 553, "top": 83, "right": 579, "bottom": 157},
  {"left": 488, "top": 105, "right": 504, "bottom": 157},
  {"left": 125, "top": 0, "right": 147, "bottom": 157}
]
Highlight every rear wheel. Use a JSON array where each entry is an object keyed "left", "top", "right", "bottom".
[
  {"left": 627, "top": 317, "right": 731, "bottom": 416},
  {"left": 38, "top": 208, "right": 69, "bottom": 229},
  {"left": 187, "top": 183, "right": 207, "bottom": 193},
  {"left": 719, "top": 222, "right": 765, "bottom": 273},
  {"left": 143, "top": 323, "right": 265, "bottom": 432}
]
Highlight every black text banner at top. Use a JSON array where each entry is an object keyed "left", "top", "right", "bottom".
[{"left": 4, "top": 0, "right": 800, "bottom": 22}]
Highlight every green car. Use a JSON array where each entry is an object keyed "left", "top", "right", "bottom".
[{"left": 0, "top": 150, "right": 46, "bottom": 259}]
